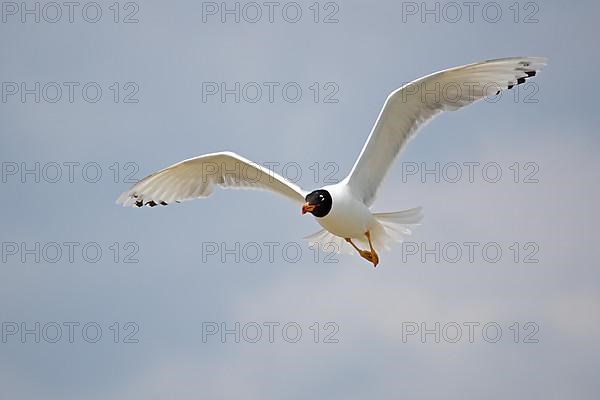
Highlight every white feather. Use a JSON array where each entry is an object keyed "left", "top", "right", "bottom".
[
  {"left": 116, "top": 151, "right": 307, "bottom": 207},
  {"left": 344, "top": 57, "right": 547, "bottom": 206}
]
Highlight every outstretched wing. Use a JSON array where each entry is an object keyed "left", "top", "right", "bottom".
[
  {"left": 116, "top": 151, "right": 307, "bottom": 207},
  {"left": 344, "top": 56, "right": 547, "bottom": 206}
]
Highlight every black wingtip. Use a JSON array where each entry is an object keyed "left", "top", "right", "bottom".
[
  {"left": 504, "top": 71, "right": 536, "bottom": 92},
  {"left": 132, "top": 196, "right": 169, "bottom": 208}
]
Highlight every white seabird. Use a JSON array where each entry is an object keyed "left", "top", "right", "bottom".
[{"left": 117, "top": 57, "right": 547, "bottom": 267}]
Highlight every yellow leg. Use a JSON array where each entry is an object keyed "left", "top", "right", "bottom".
[
  {"left": 345, "top": 237, "right": 362, "bottom": 253},
  {"left": 365, "top": 231, "right": 379, "bottom": 267},
  {"left": 345, "top": 232, "right": 379, "bottom": 267}
]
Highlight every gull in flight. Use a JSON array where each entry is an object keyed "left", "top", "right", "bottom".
[{"left": 117, "top": 57, "right": 547, "bottom": 267}]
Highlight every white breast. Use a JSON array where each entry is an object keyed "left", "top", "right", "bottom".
[{"left": 314, "top": 183, "right": 377, "bottom": 239}]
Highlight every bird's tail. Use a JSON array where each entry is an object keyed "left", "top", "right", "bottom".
[
  {"left": 304, "top": 207, "right": 423, "bottom": 254},
  {"left": 371, "top": 207, "right": 423, "bottom": 249}
]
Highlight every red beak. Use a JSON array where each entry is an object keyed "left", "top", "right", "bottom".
[{"left": 302, "top": 202, "right": 316, "bottom": 215}]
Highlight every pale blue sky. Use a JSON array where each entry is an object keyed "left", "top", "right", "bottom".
[{"left": 1, "top": 0, "right": 599, "bottom": 398}]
